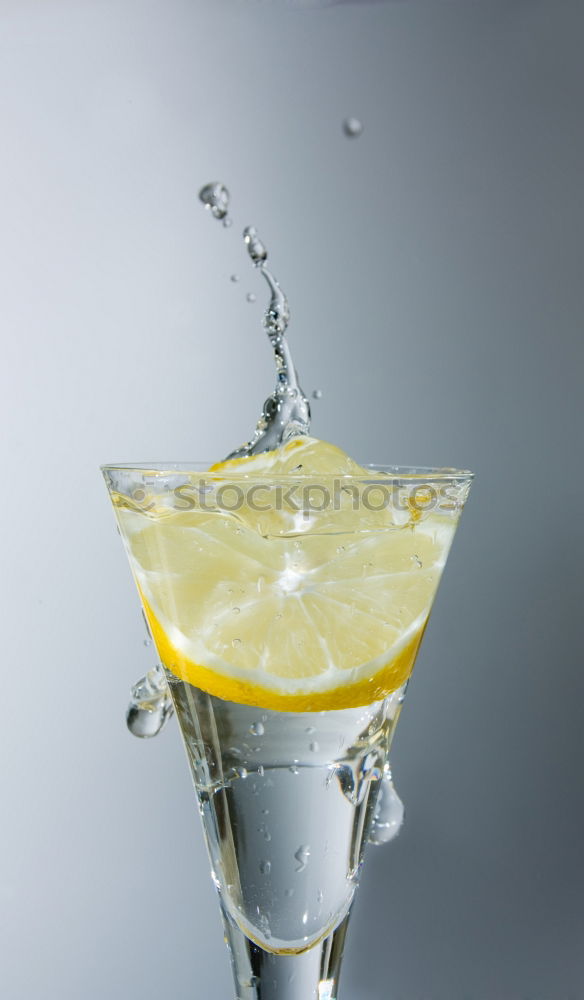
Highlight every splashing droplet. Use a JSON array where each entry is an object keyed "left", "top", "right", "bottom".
[
  {"left": 343, "top": 117, "right": 363, "bottom": 139},
  {"left": 198, "top": 181, "right": 230, "bottom": 220}
]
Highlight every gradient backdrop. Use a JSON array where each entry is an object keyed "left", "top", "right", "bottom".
[{"left": 1, "top": 1, "right": 583, "bottom": 997}]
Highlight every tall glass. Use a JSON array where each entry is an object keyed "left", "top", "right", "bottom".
[{"left": 103, "top": 461, "right": 472, "bottom": 999}]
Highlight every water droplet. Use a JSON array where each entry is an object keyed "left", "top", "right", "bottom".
[
  {"left": 336, "top": 545, "right": 345, "bottom": 555},
  {"left": 369, "top": 772, "right": 405, "bottom": 846},
  {"left": 412, "top": 554, "right": 423, "bottom": 568},
  {"left": 143, "top": 637, "right": 152, "bottom": 647},
  {"left": 230, "top": 273, "right": 240, "bottom": 282},
  {"left": 222, "top": 217, "right": 232, "bottom": 228},
  {"left": 305, "top": 726, "right": 316, "bottom": 734},
  {"left": 198, "top": 181, "right": 230, "bottom": 220},
  {"left": 232, "top": 606, "right": 240, "bottom": 614},
  {"left": 289, "top": 764, "right": 299, "bottom": 775},
  {"left": 257, "top": 764, "right": 265, "bottom": 777},
  {"left": 126, "top": 666, "right": 173, "bottom": 738},
  {"left": 302, "top": 911, "right": 308, "bottom": 925},
  {"left": 259, "top": 860, "right": 271, "bottom": 875},
  {"left": 312, "top": 389, "right": 323, "bottom": 399},
  {"left": 232, "top": 638, "right": 242, "bottom": 648},
  {"left": 250, "top": 722, "right": 265, "bottom": 736},
  {"left": 294, "top": 845, "right": 311, "bottom": 872},
  {"left": 309, "top": 741, "right": 320, "bottom": 753},
  {"left": 343, "top": 117, "right": 363, "bottom": 138},
  {"left": 258, "top": 823, "right": 272, "bottom": 842},
  {"left": 237, "top": 767, "right": 248, "bottom": 780},
  {"left": 284, "top": 887, "right": 294, "bottom": 897},
  {"left": 316, "top": 888, "right": 324, "bottom": 903},
  {"left": 246, "top": 292, "right": 256, "bottom": 303}
]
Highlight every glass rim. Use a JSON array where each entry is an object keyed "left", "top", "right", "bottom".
[{"left": 101, "top": 461, "right": 474, "bottom": 483}]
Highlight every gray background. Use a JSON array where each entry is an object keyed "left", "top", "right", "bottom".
[{"left": 1, "top": 0, "right": 582, "bottom": 997}]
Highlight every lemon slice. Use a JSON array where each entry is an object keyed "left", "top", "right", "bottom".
[{"left": 118, "top": 439, "right": 456, "bottom": 710}]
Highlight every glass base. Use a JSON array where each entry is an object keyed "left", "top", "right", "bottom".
[{"left": 223, "top": 904, "right": 351, "bottom": 1000}]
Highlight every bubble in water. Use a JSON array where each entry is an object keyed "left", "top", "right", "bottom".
[
  {"left": 312, "top": 388, "right": 323, "bottom": 399},
  {"left": 250, "top": 722, "right": 265, "bottom": 736},
  {"left": 369, "top": 771, "right": 405, "bottom": 846},
  {"left": 230, "top": 274, "right": 240, "bottom": 282},
  {"left": 126, "top": 665, "right": 173, "bottom": 738},
  {"left": 246, "top": 292, "right": 256, "bottom": 303},
  {"left": 198, "top": 181, "right": 230, "bottom": 220},
  {"left": 294, "top": 845, "right": 311, "bottom": 872},
  {"left": 343, "top": 117, "right": 363, "bottom": 138}
]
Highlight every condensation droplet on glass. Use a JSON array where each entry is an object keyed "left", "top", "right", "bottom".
[
  {"left": 289, "top": 764, "right": 299, "bottom": 775},
  {"left": 316, "top": 888, "right": 324, "bottom": 903},
  {"left": 250, "top": 722, "right": 265, "bottom": 737},
  {"left": 230, "top": 274, "right": 240, "bottom": 283},
  {"left": 237, "top": 767, "right": 248, "bottom": 780},
  {"left": 222, "top": 217, "right": 232, "bottom": 228},
  {"left": 259, "top": 860, "right": 271, "bottom": 875},
  {"left": 232, "top": 638, "right": 242, "bottom": 648},
  {"left": 343, "top": 117, "right": 363, "bottom": 139},
  {"left": 312, "top": 389, "right": 323, "bottom": 399},
  {"left": 232, "top": 607, "right": 240, "bottom": 614},
  {"left": 309, "top": 741, "right": 319, "bottom": 753},
  {"left": 294, "top": 845, "right": 311, "bottom": 872},
  {"left": 305, "top": 726, "right": 315, "bottom": 734},
  {"left": 246, "top": 292, "right": 256, "bottom": 303},
  {"left": 412, "top": 554, "right": 423, "bottom": 568},
  {"left": 257, "top": 764, "right": 265, "bottom": 777}
]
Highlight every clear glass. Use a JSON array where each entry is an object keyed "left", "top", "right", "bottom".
[{"left": 102, "top": 461, "right": 472, "bottom": 999}]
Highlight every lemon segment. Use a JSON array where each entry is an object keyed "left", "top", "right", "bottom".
[{"left": 117, "top": 438, "right": 457, "bottom": 711}]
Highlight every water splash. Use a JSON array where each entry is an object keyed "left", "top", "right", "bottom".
[{"left": 226, "top": 225, "right": 310, "bottom": 458}]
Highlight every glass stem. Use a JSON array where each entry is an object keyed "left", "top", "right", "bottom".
[{"left": 222, "top": 905, "right": 351, "bottom": 1000}]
